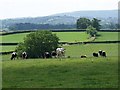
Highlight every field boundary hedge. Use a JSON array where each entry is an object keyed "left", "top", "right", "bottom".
[
  {"left": 1, "top": 29, "right": 120, "bottom": 36},
  {"left": 0, "top": 51, "right": 14, "bottom": 55},
  {"left": 1, "top": 41, "right": 120, "bottom": 46}
]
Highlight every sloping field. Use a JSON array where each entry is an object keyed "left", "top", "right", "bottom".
[{"left": 1, "top": 32, "right": 119, "bottom": 43}]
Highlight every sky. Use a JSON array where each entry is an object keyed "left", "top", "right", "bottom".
[{"left": 0, "top": 0, "right": 119, "bottom": 19}]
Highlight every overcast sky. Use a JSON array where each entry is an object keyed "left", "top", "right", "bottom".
[{"left": 0, "top": 0, "right": 119, "bottom": 19}]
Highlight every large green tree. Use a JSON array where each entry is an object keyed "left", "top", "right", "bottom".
[
  {"left": 91, "top": 18, "right": 101, "bottom": 30},
  {"left": 76, "top": 18, "right": 101, "bottom": 30},
  {"left": 15, "top": 30, "right": 59, "bottom": 58},
  {"left": 76, "top": 18, "right": 91, "bottom": 29}
]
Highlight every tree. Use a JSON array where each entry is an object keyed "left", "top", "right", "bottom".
[
  {"left": 15, "top": 30, "right": 59, "bottom": 58},
  {"left": 76, "top": 18, "right": 91, "bottom": 29},
  {"left": 91, "top": 18, "right": 101, "bottom": 30},
  {"left": 86, "top": 25, "right": 97, "bottom": 37}
]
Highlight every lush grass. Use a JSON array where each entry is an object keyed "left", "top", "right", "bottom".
[
  {"left": 1, "top": 46, "right": 17, "bottom": 52},
  {"left": 2, "top": 57, "right": 118, "bottom": 88},
  {"left": 1, "top": 32, "right": 119, "bottom": 43},
  {"left": 1, "top": 33, "right": 29, "bottom": 43},
  {"left": 63, "top": 44, "right": 119, "bottom": 57},
  {"left": 96, "top": 32, "right": 119, "bottom": 41},
  {"left": 53, "top": 32, "right": 90, "bottom": 42}
]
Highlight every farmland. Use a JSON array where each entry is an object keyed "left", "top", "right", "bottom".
[
  {"left": 2, "top": 56, "right": 118, "bottom": 88},
  {"left": 1, "top": 31, "right": 119, "bottom": 88},
  {"left": 1, "top": 32, "right": 119, "bottom": 43}
]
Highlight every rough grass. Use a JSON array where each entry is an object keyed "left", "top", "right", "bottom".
[{"left": 2, "top": 57, "right": 118, "bottom": 88}]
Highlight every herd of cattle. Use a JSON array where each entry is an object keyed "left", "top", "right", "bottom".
[{"left": 11, "top": 47, "right": 107, "bottom": 60}]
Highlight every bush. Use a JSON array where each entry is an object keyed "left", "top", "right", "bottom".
[{"left": 15, "top": 30, "right": 59, "bottom": 58}]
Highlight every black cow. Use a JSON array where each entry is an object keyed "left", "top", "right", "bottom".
[
  {"left": 11, "top": 52, "right": 17, "bottom": 60},
  {"left": 93, "top": 52, "right": 98, "bottom": 57}
]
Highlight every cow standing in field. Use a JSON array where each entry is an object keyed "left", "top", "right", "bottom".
[
  {"left": 98, "top": 50, "right": 107, "bottom": 57},
  {"left": 102, "top": 51, "right": 107, "bottom": 57},
  {"left": 11, "top": 52, "right": 17, "bottom": 60},
  {"left": 44, "top": 52, "right": 51, "bottom": 58},
  {"left": 98, "top": 50, "right": 103, "bottom": 56},
  {"left": 51, "top": 51, "right": 57, "bottom": 58},
  {"left": 93, "top": 52, "right": 98, "bottom": 57},
  {"left": 22, "top": 51, "right": 28, "bottom": 59},
  {"left": 56, "top": 47, "right": 65, "bottom": 59}
]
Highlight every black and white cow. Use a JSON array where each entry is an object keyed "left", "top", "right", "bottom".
[
  {"left": 11, "top": 52, "right": 17, "bottom": 60},
  {"left": 102, "top": 51, "right": 107, "bottom": 57},
  {"left": 98, "top": 50, "right": 103, "bottom": 56},
  {"left": 98, "top": 50, "right": 107, "bottom": 57},
  {"left": 51, "top": 51, "right": 57, "bottom": 58},
  {"left": 44, "top": 52, "right": 51, "bottom": 58},
  {"left": 56, "top": 47, "right": 65, "bottom": 58},
  {"left": 22, "top": 51, "right": 28, "bottom": 59},
  {"left": 93, "top": 52, "right": 98, "bottom": 57},
  {"left": 81, "top": 55, "right": 87, "bottom": 58}
]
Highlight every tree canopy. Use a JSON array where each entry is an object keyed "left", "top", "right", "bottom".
[
  {"left": 15, "top": 30, "right": 59, "bottom": 58},
  {"left": 76, "top": 18, "right": 101, "bottom": 30}
]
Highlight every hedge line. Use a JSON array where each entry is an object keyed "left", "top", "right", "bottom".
[
  {"left": 1, "top": 29, "right": 120, "bottom": 36},
  {"left": 1, "top": 41, "right": 120, "bottom": 46}
]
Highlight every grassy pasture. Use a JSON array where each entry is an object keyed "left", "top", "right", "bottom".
[
  {"left": 1, "top": 32, "right": 119, "bottom": 43},
  {"left": 96, "top": 32, "right": 118, "bottom": 41},
  {"left": 2, "top": 57, "right": 118, "bottom": 88},
  {"left": 63, "top": 43, "right": 119, "bottom": 57},
  {"left": 1, "top": 46, "right": 17, "bottom": 52},
  {"left": 2, "top": 44, "right": 119, "bottom": 61}
]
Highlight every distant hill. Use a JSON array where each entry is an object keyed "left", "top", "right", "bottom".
[
  {"left": 52, "top": 10, "right": 118, "bottom": 18},
  {"left": 1, "top": 10, "right": 118, "bottom": 30}
]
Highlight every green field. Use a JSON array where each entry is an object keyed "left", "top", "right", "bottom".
[
  {"left": 1, "top": 46, "right": 17, "bottom": 52},
  {"left": 1, "top": 32, "right": 119, "bottom": 43},
  {"left": 1, "top": 31, "right": 119, "bottom": 88},
  {"left": 2, "top": 56, "right": 118, "bottom": 88},
  {"left": 96, "top": 32, "right": 118, "bottom": 41},
  {"left": 1, "top": 33, "right": 29, "bottom": 43},
  {"left": 1, "top": 44, "right": 119, "bottom": 57}
]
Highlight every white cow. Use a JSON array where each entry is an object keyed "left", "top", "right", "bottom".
[{"left": 56, "top": 47, "right": 65, "bottom": 59}]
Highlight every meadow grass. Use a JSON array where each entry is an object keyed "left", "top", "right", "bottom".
[
  {"left": 63, "top": 43, "right": 119, "bottom": 57},
  {"left": 1, "top": 33, "right": 29, "bottom": 43},
  {"left": 1, "top": 45, "right": 17, "bottom": 52},
  {"left": 1, "top": 44, "right": 119, "bottom": 57},
  {"left": 2, "top": 56, "right": 118, "bottom": 88},
  {"left": 1, "top": 32, "right": 119, "bottom": 43},
  {"left": 96, "top": 32, "right": 118, "bottom": 41}
]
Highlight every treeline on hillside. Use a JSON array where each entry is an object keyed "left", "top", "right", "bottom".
[{"left": 9, "top": 23, "right": 76, "bottom": 30}]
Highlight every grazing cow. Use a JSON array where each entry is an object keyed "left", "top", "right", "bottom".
[
  {"left": 44, "top": 52, "right": 51, "bottom": 58},
  {"left": 11, "top": 52, "right": 17, "bottom": 60},
  {"left": 98, "top": 50, "right": 103, "bottom": 56},
  {"left": 51, "top": 51, "right": 57, "bottom": 58},
  {"left": 81, "top": 55, "right": 87, "bottom": 58},
  {"left": 22, "top": 51, "right": 28, "bottom": 59},
  {"left": 93, "top": 52, "right": 98, "bottom": 57},
  {"left": 56, "top": 47, "right": 65, "bottom": 58},
  {"left": 102, "top": 51, "right": 106, "bottom": 57}
]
